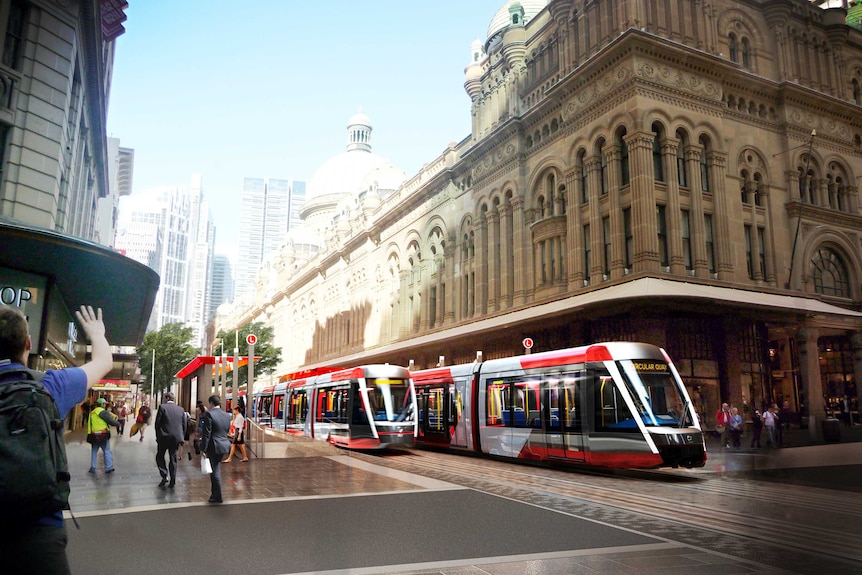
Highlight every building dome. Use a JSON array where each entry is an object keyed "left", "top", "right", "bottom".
[
  {"left": 486, "top": 0, "right": 547, "bottom": 45},
  {"left": 305, "top": 111, "right": 405, "bottom": 201}
]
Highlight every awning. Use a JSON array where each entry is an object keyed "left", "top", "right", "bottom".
[
  {"left": 175, "top": 356, "right": 258, "bottom": 379},
  {"left": 0, "top": 218, "right": 159, "bottom": 346},
  {"left": 324, "top": 276, "right": 862, "bottom": 366}
]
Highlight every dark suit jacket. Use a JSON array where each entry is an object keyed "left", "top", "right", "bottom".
[
  {"left": 201, "top": 407, "right": 231, "bottom": 456},
  {"left": 155, "top": 401, "right": 186, "bottom": 447}
]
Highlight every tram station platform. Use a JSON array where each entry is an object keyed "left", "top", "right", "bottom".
[{"left": 62, "top": 427, "right": 862, "bottom": 575}]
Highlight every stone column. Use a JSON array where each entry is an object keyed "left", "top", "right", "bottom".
[
  {"left": 852, "top": 333, "right": 862, "bottom": 426},
  {"left": 565, "top": 168, "right": 583, "bottom": 288},
  {"left": 625, "top": 132, "right": 660, "bottom": 272},
  {"left": 797, "top": 326, "right": 824, "bottom": 441},
  {"left": 444, "top": 243, "right": 456, "bottom": 325},
  {"left": 585, "top": 155, "right": 605, "bottom": 280},
  {"left": 487, "top": 209, "right": 500, "bottom": 312},
  {"left": 476, "top": 216, "right": 488, "bottom": 316},
  {"left": 759, "top": 183, "right": 776, "bottom": 286},
  {"left": 664, "top": 139, "right": 684, "bottom": 274},
  {"left": 606, "top": 145, "right": 624, "bottom": 278},
  {"left": 708, "top": 151, "right": 733, "bottom": 281},
  {"left": 686, "top": 146, "right": 708, "bottom": 278},
  {"left": 499, "top": 203, "right": 513, "bottom": 307},
  {"left": 512, "top": 196, "right": 528, "bottom": 305}
]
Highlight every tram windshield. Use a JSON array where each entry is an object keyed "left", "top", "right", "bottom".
[
  {"left": 365, "top": 378, "right": 414, "bottom": 422},
  {"left": 617, "top": 360, "right": 693, "bottom": 427}
]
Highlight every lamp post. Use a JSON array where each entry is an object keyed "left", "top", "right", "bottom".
[{"left": 151, "top": 348, "right": 155, "bottom": 407}]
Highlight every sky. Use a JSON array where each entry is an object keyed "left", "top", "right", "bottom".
[{"left": 107, "top": 1, "right": 506, "bottom": 254}]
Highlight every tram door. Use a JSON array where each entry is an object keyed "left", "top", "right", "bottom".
[
  {"left": 420, "top": 386, "right": 449, "bottom": 444},
  {"left": 544, "top": 371, "right": 585, "bottom": 461}
]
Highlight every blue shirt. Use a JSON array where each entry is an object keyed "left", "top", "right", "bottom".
[{"left": 0, "top": 362, "right": 87, "bottom": 527}]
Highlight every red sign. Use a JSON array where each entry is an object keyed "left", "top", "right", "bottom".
[
  {"left": 246, "top": 334, "right": 257, "bottom": 346},
  {"left": 522, "top": 337, "right": 533, "bottom": 349}
]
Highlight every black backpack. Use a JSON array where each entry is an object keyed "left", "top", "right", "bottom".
[{"left": 0, "top": 367, "right": 71, "bottom": 521}]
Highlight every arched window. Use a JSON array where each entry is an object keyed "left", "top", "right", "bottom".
[
  {"left": 652, "top": 123, "right": 665, "bottom": 182},
  {"left": 616, "top": 128, "right": 630, "bottom": 186},
  {"left": 699, "top": 135, "right": 712, "bottom": 193},
  {"left": 577, "top": 149, "right": 588, "bottom": 204},
  {"left": 676, "top": 129, "right": 688, "bottom": 188},
  {"left": 729, "top": 33, "right": 739, "bottom": 63},
  {"left": 741, "top": 37, "right": 751, "bottom": 69},
  {"left": 812, "top": 247, "right": 851, "bottom": 298},
  {"left": 597, "top": 139, "right": 608, "bottom": 195},
  {"left": 852, "top": 77, "right": 861, "bottom": 105}
]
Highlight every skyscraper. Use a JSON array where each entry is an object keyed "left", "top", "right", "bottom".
[
  {"left": 235, "top": 177, "right": 306, "bottom": 301},
  {"left": 115, "top": 175, "right": 215, "bottom": 347}
]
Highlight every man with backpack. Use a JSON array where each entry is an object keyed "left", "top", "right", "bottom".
[{"left": 0, "top": 304, "right": 114, "bottom": 575}]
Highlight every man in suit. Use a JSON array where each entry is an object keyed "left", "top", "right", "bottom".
[
  {"left": 155, "top": 391, "right": 186, "bottom": 488},
  {"left": 200, "top": 394, "right": 232, "bottom": 503}
]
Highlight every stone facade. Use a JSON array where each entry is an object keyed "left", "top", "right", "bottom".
[{"left": 218, "top": 1, "right": 862, "bottom": 429}]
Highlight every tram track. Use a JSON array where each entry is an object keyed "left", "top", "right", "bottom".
[{"left": 357, "top": 449, "right": 862, "bottom": 565}]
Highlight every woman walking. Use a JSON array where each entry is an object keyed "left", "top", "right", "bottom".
[{"left": 223, "top": 406, "right": 249, "bottom": 463}]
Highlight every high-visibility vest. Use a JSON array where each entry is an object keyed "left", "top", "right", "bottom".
[{"left": 89, "top": 407, "right": 109, "bottom": 432}]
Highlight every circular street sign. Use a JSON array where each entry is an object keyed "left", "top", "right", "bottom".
[
  {"left": 246, "top": 334, "right": 257, "bottom": 346},
  {"left": 522, "top": 337, "right": 533, "bottom": 349}
]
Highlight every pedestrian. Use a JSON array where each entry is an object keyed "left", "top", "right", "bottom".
[
  {"left": 750, "top": 409, "right": 763, "bottom": 448},
  {"left": 132, "top": 402, "right": 152, "bottom": 442},
  {"left": 0, "top": 304, "right": 113, "bottom": 574},
  {"left": 840, "top": 395, "right": 852, "bottom": 428},
  {"left": 118, "top": 402, "right": 127, "bottom": 435},
  {"left": 193, "top": 401, "right": 207, "bottom": 456},
  {"left": 200, "top": 394, "right": 231, "bottom": 503},
  {"left": 154, "top": 391, "right": 186, "bottom": 489},
  {"left": 178, "top": 408, "right": 192, "bottom": 462},
  {"left": 729, "top": 406, "right": 743, "bottom": 449},
  {"left": 223, "top": 405, "right": 249, "bottom": 463},
  {"left": 763, "top": 404, "right": 778, "bottom": 448},
  {"left": 714, "top": 402, "right": 731, "bottom": 448},
  {"left": 88, "top": 397, "right": 120, "bottom": 473},
  {"left": 780, "top": 400, "right": 794, "bottom": 445}
]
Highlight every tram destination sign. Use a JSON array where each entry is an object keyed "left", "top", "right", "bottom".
[{"left": 631, "top": 361, "right": 668, "bottom": 372}]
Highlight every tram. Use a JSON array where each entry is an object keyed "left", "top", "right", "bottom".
[
  {"left": 411, "top": 342, "right": 706, "bottom": 469},
  {"left": 252, "top": 364, "right": 417, "bottom": 449}
]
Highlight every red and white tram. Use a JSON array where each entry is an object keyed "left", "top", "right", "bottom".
[
  {"left": 253, "top": 364, "right": 417, "bottom": 450},
  {"left": 411, "top": 342, "right": 706, "bottom": 469}
]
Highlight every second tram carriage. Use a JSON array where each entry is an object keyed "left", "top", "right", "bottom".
[
  {"left": 411, "top": 342, "right": 706, "bottom": 469},
  {"left": 252, "top": 364, "right": 417, "bottom": 449}
]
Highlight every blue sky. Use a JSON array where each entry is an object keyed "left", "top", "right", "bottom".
[{"left": 107, "top": 1, "right": 505, "bottom": 253}]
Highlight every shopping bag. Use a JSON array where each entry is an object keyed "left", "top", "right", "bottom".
[
  {"left": 201, "top": 456, "right": 212, "bottom": 474},
  {"left": 129, "top": 422, "right": 141, "bottom": 437}
]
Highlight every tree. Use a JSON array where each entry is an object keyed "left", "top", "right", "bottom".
[
  {"left": 137, "top": 323, "right": 198, "bottom": 399},
  {"left": 214, "top": 322, "right": 282, "bottom": 390}
]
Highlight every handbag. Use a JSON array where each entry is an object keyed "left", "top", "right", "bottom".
[
  {"left": 86, "top": 430, "right": 110, "bottom": 444},
  {"left": 715, "top": 424, "right": 726, "bottom": 433},
  {"left": 201, "top": 456, "right": 212, "bottom": 474},
  {"left": 193, "top": 437, "right": 202, "bottom": 454},
  {"left": 227, "top": 423, "right": 236, "bottom": 440}
]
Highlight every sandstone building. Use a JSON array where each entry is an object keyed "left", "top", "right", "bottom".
[{"left": 218, "top": 0, "right": 862, "bottom": 429}]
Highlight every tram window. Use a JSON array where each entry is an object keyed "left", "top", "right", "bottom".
[
  {"left": 365, "top": 378, "right": 413, "bottom": 422},
  {"left": 317, "top": 385, "right": 349, "bottom": 424},
  {"left": 546, "top": 372, "right": 583, "bottom": 432},
  {"left": 593, "top": 374, "right": 638, "bottom": 432},
  {"left": 289, "top": 390, "right": 308, "bottom": 425},
  {"left": 486, "top": 377, "right": 537, "bottom": 428},
  {"left": 617, "top": 360, "right": 692, "bottom": 427}
]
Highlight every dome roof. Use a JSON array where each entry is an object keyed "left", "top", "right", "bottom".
[
  {"left": 306, "top": 150, "right": 399, "bottom": 201},
  {"left": 305, "top": 111, "right": 405, "bottom": 201},
  {"left": 487, "top": 1, "right": 547, "bottom": 43}
]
